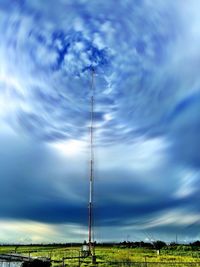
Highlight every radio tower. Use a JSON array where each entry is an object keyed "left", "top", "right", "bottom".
[{"left": 88, "top": 68, "right": 96, "bottom": 262}]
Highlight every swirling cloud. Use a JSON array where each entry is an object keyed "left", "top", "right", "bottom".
[
  {"left": 0, "top": 0, "right": 187, "bottom": 143},
  {"left": 0, "top": 0, "right": 200, "bottom": 242}
]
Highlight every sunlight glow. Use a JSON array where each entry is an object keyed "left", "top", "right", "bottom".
[{"left": 51, "top": 139, "right": 86, "bottom": 156}]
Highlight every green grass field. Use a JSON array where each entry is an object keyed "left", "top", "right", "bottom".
[{"left": 0, "top": 244, "right": 200, "bottom": 266}]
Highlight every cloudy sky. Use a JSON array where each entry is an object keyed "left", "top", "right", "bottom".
[{"left": 0, "top": 0, "right": 200, "bottom": 244}]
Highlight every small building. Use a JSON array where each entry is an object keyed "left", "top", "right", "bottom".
[{"left": 0, "top": 254, "right": 51, "bottom": 267}]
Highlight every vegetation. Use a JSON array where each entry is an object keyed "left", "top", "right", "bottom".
[{"left": 0, "top": 242, "right": 200, "bottom": 266}]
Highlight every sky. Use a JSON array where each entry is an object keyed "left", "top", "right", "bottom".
[{"left": 0, "top": 0, "right": 200, "bottom": 244}]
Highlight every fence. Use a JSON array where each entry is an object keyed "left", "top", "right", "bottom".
[{"left": 103, "top": 262, "right": 200, "bottom": 267}]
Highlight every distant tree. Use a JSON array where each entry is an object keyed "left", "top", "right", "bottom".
[
  {"left": 153, "top": 241, "right": 167, "bottom": 254},
  {"left": 191, "top": 241, "right": 200, "bottom": 247},
  {"left": 169, "top": 242, "right": 176, "bottom": 247}
]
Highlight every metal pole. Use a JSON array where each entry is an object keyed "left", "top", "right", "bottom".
[
  {"left": 78, "top": 251, "right": 81, "bottom": 267},
  {"left": 88, "top": 68, "right": 95, "bottom": 256}
]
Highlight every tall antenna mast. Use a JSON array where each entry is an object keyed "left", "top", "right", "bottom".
[{"left": 88, "top": 68, "right": 95, "bottom": 257}]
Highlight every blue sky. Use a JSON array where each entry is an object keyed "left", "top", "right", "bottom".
[{"left": 0, "top": 0, "right": 200, "bottom": 243}]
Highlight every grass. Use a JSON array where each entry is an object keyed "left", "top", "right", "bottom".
[{"left": 0, "top": 244, "right": 200, "bottom": 266}]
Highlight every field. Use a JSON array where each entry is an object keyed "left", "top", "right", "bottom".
[{"left": 1, "top": 244, "right": 200, "bottom": 266}]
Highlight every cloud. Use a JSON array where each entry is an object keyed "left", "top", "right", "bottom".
[
  {"left": 0, "top": 127, "right": 89, "bottom": 224},
  {"left": 0, "top": 220, "right": 88, "bottom": 243},
  {"left": 0, "top": 0, "right": 200, "bottom": 242},
  {"left": 0, "top": 0, "right": 185, "bottom": 144}
]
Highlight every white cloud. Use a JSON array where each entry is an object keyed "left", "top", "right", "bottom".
[
  {"left": 140, "top": 210, "right": 200, "bottom": 229},
  {"left": 0, "top": 220, "right": 88, "bottom": 243},
  {"left": 98, "top": 137, "right": 169, "bottom": 172},
  {"left": 174, "top": 169, "right": 199, "bottom": 199},
  {"left": 0, "top": 220, "right": 56, "bottom": 243}
]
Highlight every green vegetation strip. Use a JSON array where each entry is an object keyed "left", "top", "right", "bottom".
[{"left": 0, "top": 244, "right": 200, "bottom": 266}]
